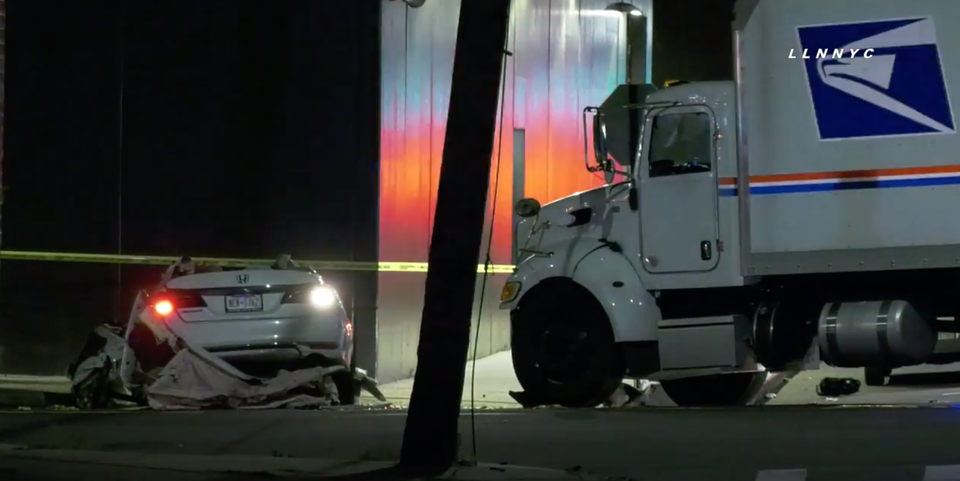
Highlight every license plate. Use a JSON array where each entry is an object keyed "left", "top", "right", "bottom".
[
  {"left": 939, "top": 332, "right": 959, "bottom": 341},
  {"left": 225, "top": 294, "right": 263, "bottom": 313}
]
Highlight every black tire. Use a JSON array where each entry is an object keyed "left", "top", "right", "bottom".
[
  {"left": 660, "top": 372, "right": 766, "bottom": 407},
  {"left": 864, "top": 367, "right": 890, "bottom": 386},
  {"left": 511, "top": 284, "right": 624, "bottom": 408},
  {"left": 332, "top": 350, "right": 360, "bottom": 406}
]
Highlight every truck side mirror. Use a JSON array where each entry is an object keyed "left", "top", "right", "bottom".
[
  {"left": 592, "top": 115, "right": 616, "bottom": 184},
  {"left": 515, "top": 198, "right": 541, "bottom": 218}
]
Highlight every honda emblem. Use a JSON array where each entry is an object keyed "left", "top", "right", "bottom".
[{"left": 237, "top": 274, "right": 249, "bottom": 284}]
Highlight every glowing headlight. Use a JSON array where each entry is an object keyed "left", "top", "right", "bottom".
[{"left": 309, "top": 286, "right": 337, "bottom": 307}]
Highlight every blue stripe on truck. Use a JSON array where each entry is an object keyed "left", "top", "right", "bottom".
[{"left": 718, "top": 175, "right": 960, "bottom": 196}]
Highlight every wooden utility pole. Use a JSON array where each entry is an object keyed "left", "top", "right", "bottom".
[
  {"left": 0, "top": 0, "right": 6, "bottom": 259},
  {"left": 399, "top": 0, "right": 511, "bottom": 472}
]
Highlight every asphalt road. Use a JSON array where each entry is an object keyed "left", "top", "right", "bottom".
[
  {"left": 2, "top": 405, "right": 960, "bottom": 480},
  {"left": 7, "top": 360, "right": 960, "bottom": 480}
]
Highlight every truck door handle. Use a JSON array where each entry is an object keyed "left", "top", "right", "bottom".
[{"left": 700, "top": 240, "right": 712, "bottom": 261}]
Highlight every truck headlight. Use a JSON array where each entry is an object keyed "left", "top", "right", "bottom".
[{"left": 501, "top": 282, "right": 521, "bottom": 303}]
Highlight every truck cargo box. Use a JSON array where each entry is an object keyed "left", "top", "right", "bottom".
[{"left": 736, "top": 0, "right": 960, "bottom": 275}]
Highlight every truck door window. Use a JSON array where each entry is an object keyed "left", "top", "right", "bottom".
[{"left": 647, "top": 112, "right": 712, "bottom": 178}]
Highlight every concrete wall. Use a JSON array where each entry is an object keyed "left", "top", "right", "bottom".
[{"left": 376, "top": 0, "right": 650, "bottom": 383}]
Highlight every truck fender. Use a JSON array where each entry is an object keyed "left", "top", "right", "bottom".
[
  {"left": 571, "top": 250, "right": 660, "bottom": 342},
  {"left": 504, "top": 248, "right": 660, "bottom": 343}
]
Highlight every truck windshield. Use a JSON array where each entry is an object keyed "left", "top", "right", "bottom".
[{"left": 648, "top": 112, "right": 712, "bottom": 177}]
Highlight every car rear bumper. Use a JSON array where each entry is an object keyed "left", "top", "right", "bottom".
[
  {"left": 161, "top": 308, "right": 353, "bottom": 362},
  {"left": 206, "top": 342, "right": 352, "bottom": 366}
]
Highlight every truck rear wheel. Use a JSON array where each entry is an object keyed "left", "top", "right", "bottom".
[
  {"left": 864, "top": 367, "right": 890, "bottom": 386},
  {"left": 660, "top": 372, "right": 767, "bottom": 407},
  {"left": 511, "top": 284, "right": 624, "bottom": 408}
]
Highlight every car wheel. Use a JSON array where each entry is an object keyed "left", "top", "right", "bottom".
[
  {"left": 511, "top": 284, "right": 624, "bottom": 408},
  {"left": 864, "top": 366, "right": 890, "bottom": 386},
  {"left": 660, "top": 372, "right": 766, "bottom": 407}
]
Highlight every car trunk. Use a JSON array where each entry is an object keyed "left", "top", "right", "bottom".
[{"left": 163, "top": 269, "right": 322, "bottom": 322}]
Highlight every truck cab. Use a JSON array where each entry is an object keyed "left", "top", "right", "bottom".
[{"left": 500, "top": 80, "right": 775, "bottom": 408}]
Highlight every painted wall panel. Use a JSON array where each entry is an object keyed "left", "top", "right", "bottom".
[{"left": 378, "top": 0, "right": 644, "bottom": 383}]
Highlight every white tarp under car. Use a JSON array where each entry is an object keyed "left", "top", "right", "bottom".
[{"left": 67, "top": 255, "right": 385, "bottom": 410}]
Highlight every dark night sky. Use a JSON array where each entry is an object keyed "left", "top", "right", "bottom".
[
  {"left": 6, "top": 0, "right": 380, "bottom": 259},
  {"left": 652, "top": 0, "right": 736, "bottom": 86},
  {"left": 1, "top": 0, "right": 380, "bottom": 372}
]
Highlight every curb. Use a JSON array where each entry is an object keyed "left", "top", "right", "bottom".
[
  {"left": 0, "top": 449, "right": 602, "bottom": 480},
  {"left": 0, "top": 388, "right": 74, "bottom": 408}
]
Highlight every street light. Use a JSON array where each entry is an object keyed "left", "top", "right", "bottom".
[
  {"left": 606, "top": 1, "right": 642, "bottom": 16},
  {"left": 606, "top": 2, "right": 644, "bottom": 84}
]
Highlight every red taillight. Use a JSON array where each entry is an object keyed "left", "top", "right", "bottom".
[
  {"left": 149, "top": 289, "right": 206, "bottom": 316},
  {"left": 154, "top": 300, "right": 174, "bottom": 316},
  {"left": 344, "top": 318, "right": 354, "bottom": 338}
]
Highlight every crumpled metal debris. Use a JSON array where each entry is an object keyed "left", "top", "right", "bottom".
[
  {"left": 67, "top": 325, "right": 130, "bottom": 409},
  {"left": 69, "top": 319, "right": 384, "bottom": 410},
  {"left": 604, "top": 381, "right": 658, "bottom": 408},
  {"left": 147, "top": 349, "right": 344, "bottom": 410}
]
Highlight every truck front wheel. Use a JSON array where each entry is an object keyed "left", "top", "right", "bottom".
[{"left": 511, "top": 284, "right": 624, "bottom": 408}]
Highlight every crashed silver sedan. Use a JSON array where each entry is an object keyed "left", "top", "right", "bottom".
[
  {"left": 141, "top": 256, "right": 355, "bottom": 393},
  {"left": 69, "top": 255, "right": 381, "bottom": 410}
]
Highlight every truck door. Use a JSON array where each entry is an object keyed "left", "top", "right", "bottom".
[{"left": 638, "top": 105, "right": 720, "bottom": 273}]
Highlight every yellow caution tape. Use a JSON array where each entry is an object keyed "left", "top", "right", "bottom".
[{"left": 0, "top": 250, "right": 516, "bottom": 274}]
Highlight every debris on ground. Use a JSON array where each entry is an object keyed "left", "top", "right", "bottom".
[
  {"left": 746, "top": 370, "right": 799, "bottom": 406},
  {"left": 510, "top": 369, "right": 799, "bottom": 408},
  {"left": 816, "top": 377, "right": 861, "bottom": 397},
  {"left": 604, "top": 381, "right": 658, "bottom": 408},
  {"left": 69, "top": 318, "right": 385, "bottom": 410},
  {"left": 68, "top": 325, "right": 130, "bottom": 410},
  {"left": 510, "top": 380, "right": 659, "bottom": 409}
]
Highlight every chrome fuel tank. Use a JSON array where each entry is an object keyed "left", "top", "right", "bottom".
[{"left": 817, "top": 300, "right": 937, "bottom": 368}]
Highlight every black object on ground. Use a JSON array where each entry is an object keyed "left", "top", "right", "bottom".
[
  {"left": 509, "top": 390, "right": 542, "bottom": 409},
  {"left": 817, "top": 377, "right": 861, "bottom": 397},
  {"left": 399, "top": 0, "right": 512, "bottom": 473}
]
